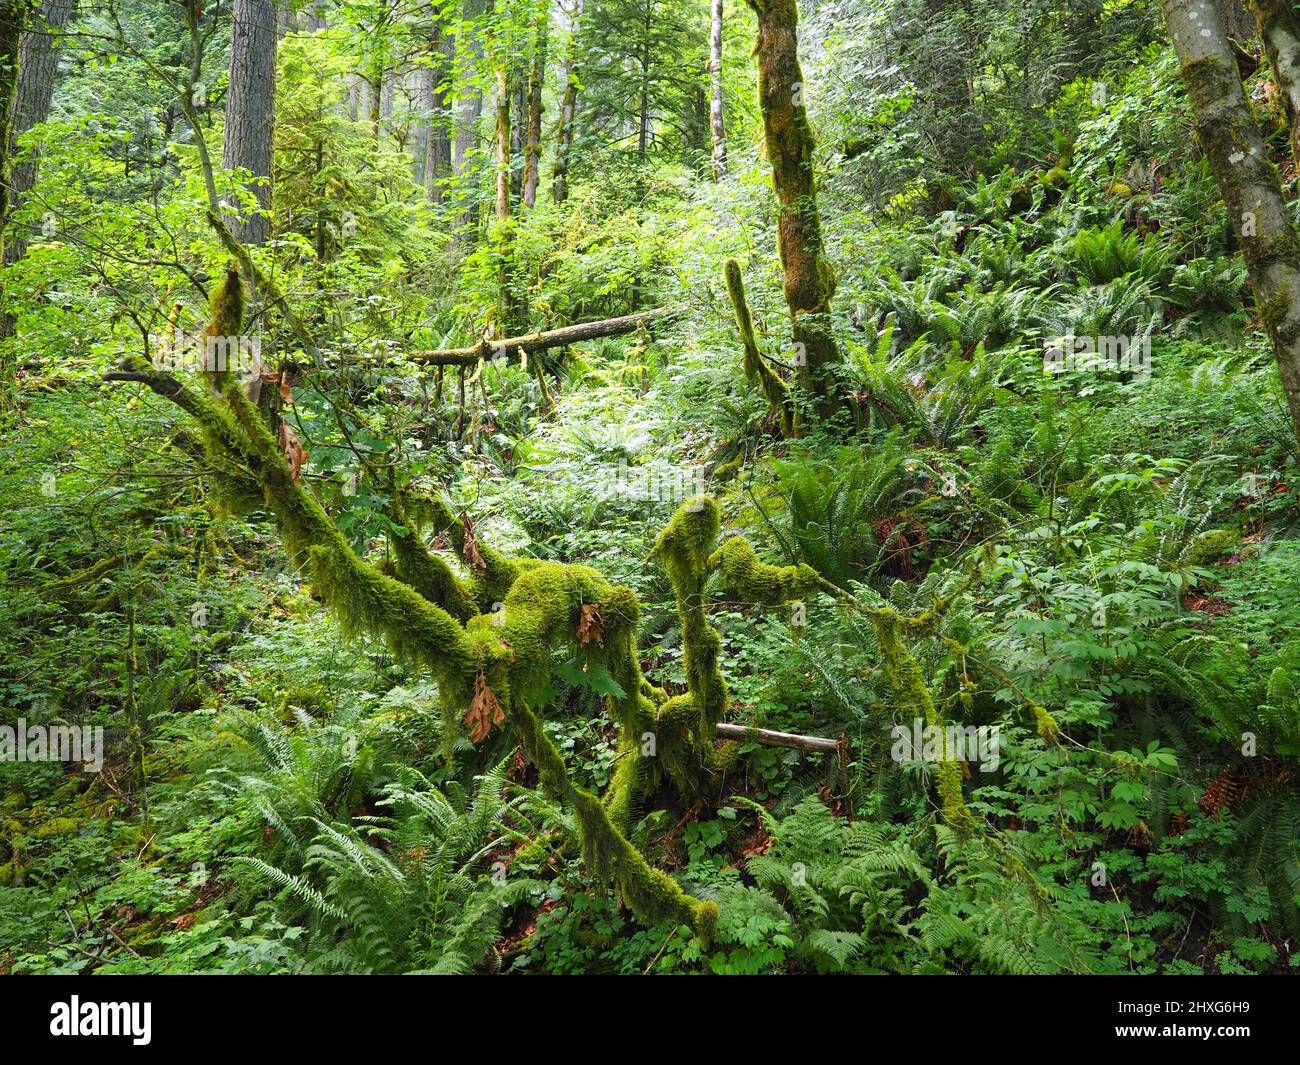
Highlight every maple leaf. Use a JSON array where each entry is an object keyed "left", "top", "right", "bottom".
[
  {"left": 277, "top": 421, "right": 308, "bottom": 483},
  {"left": 577, "top": 602, "right": 605, "bottom": 647},
  {"left": 465, "top": 670, "right": 505, "bottom": 743}
]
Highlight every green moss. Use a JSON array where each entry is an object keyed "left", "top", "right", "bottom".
[
  {"left": 724, "top": 260, "right": 795, "bottom": 434},
  {"left": 873, "top": 608, "right": 975, "bottom": 834},
  {"left": 35, "top": 817, "right": 80, "bottom": 839},
  {"left": 708, "top": 535, "right": 820, "bottom": 605},
  {"left": 573, "top": 790, "right": 717, "bottom": 940}
]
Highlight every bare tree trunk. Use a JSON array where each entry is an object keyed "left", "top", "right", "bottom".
[
  {"left": 551, "top": 0, "right": 583, "bottom": 203},
  {"left": 422, "top": 21, "right": 452, "bottom": 202},
  {"left": 1164, "top": 0, "right": 1300, "bottom": 440},
  {"left": 0, "top": 0, "right": 25, "bottom": 236},
  {"left": 708, "top": 0, "right": 726, "bottom": 178},
  {"left": 222, "top": 0, "right": 277, "bottom": 246},
  {"left": 0, "top": 0, "right": 29, "bottom": 391},
  {"left": 2, "top": 0, "right": 75, "bottom": 345},
  {"left": 745, "top": 0, "right": 839, "bottom": 413},
  {"left": 1252, "top": 1, "right": 1300, "bottom": 167},
  {"left": 521, "top": 13, "right": 547, "bottom": 209},
  {"left": 1221, "top": 0, "right": 1257, "bottom": 40},
  {"left": 452, "top": 0, "right": 485, "bottom": 248}
]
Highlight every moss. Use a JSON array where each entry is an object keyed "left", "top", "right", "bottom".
[
  {"left": 1040, "top": 166, "right": 1070, "bottom": 189},
  {"left": 708, "top": 535, "right": 820, "bottom": 605},
  {"left": 573, "top": 790, "right": 717, "bottom": 939},
  {"left": 205, "top": 264, "right": 244, "bottom": 344},
  {"left": 724, "top": 260, "right": 795, "bottom": 435},
  {"left": 386, "top": 497, "right": 479, "bottom": 621},
  {"left": 35, "top": 817, "right": 80, "bottom": 839},
  {"left": 873, "top": 608, "right": 974, "bottom": 834},
  {"left": 165, "top": 290, "right": 736, "bottom": 935}
]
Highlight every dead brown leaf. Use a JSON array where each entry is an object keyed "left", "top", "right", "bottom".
[
  {"left": 461, "top": 514, "right": 487, "bottom": 573},
  {"left": 278, "top": 421, "right": 308, "bottom": 484},
  {"left": 577, "top": 602, "right": 605, "bottom": 648},
  {"left": 465, "top": 670, "right": 505, "bottom": 743}
]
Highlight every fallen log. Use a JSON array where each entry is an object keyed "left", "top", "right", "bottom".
[
  {"left": 714, "top": 722, "right": 841, "bottom": 755},
  {"left": 408, "top": 307, "right": 676, "bottom": 366}
]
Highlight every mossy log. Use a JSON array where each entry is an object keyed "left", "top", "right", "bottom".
[{"left": 409, "top": 309, "right": 674, "bottom": 367}]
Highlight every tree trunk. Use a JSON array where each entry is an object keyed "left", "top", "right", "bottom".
[
  {"left": 1164, "top": 0, "right": 1300, "bottom": 440},
  {"left": 222, "top": 0, "right": 277, "bottom": 246},
  {"left": 493, "top": 64, "right": 510, "bottom": 224},
  {"left": 1221, "top": 0, "right": 1257, "bottom": 40},
  {"left": 552, "top": 0, "right": 583, "bottom": 204},
  {"left": 1252, "top": 1, "right": 1300, "bottom": 167},
  {"left": 451, "top": 0, "right": 486, "bottom": 247},
  {"left": 509, "top": 62, "right": 525, "bottom": 203},
  {"left": 708, "top": 0, "right": 726, "bottom": 179},
  {"left": 422, "top": 22, "right": 453, "bottom": 202},
  {"left": 521, "top": 14, "right": 547, "bottom": 209},
  {"left": 745, "top": 0, "right": 839, "bottom": 412},
  {"left": 0, "top": 0, "right": 28, "bottom": 390},
  {"left": 2, "top": 0, "right": 75, "bottom": 345}
]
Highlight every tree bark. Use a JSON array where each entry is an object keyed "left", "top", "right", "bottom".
[
  {"left": 2, "top": 0, "right": 75, "bottom": 346},
  {"left": 1252, "top": 1, "right": 1300, "bottom": 168},
  {"left": 422, "top": 21, "right": 453, "bottom": 202},
  {"left": 708, "top": 0, "right": 726, "bottom": 179},
  {"left": 0, "top": 0, "right": 28, "bottom": 389},
  {"left": 451, "top": 0, "right": 486, "bottom": 247},
  {"left": 552, "top": 0, "right": 582, "bottom": 203},
  {"left": 1164, "top": 0, "right": 1300, "bottom": 440},
  {"left": 222, "top": 0, "right": 277, "bottom": 246},
  {"left": 745, "top": 0, "right": 839, "bottom": 412},
  {"left": 521, "top": 12, "right": 547, "bottom": 209},
  {"left": 491, "top": 48, "right": 510, "bottom": 223}
]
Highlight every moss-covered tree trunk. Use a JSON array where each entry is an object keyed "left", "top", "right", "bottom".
[
  {"left": 1164, "top": 0, "right": 1300, "bottom": 442},
  {"left": 521, "top": 13, "right": 547, "bottom": 209},
  {"left": 1252, "top": 1, "right": 1300, "bottom": 168},
  {"left": 744, "top": 0, "right": 839, "bottom": 415}
]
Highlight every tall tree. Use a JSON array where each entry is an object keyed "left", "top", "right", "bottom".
[
  {"left": 521, "top": 5, "right": 547, "bottom": 208},
  {"left": 422, "top": 17, "right": 453, "bottom": 201},
  {"left": 1252, "top": 1, "right": 1300, "bottom": 167},
  {"left": 223, "top": 0, "right": 278, "bottom": 245},
  {"left": 2, "top": 0, "right": 75, "bottom": 345},
  {"left": 1163, "top": 0, "right": 1300, "bottom": 441},
  {"left": 551, "top": 0, "right": 582, "bottom": 202},
  {"left": 0, "top": 0, "right": 28, "bottom": 387},
  {"left": 707, "top": 0, "right": 725, "bottom": 178},
  {"left": 745, "top": 0, "right": 839, "bottom": 412}
]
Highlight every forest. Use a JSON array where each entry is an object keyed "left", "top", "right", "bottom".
[{"left": 0, "top": 0, "right": 1299, "bottom": 982}]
